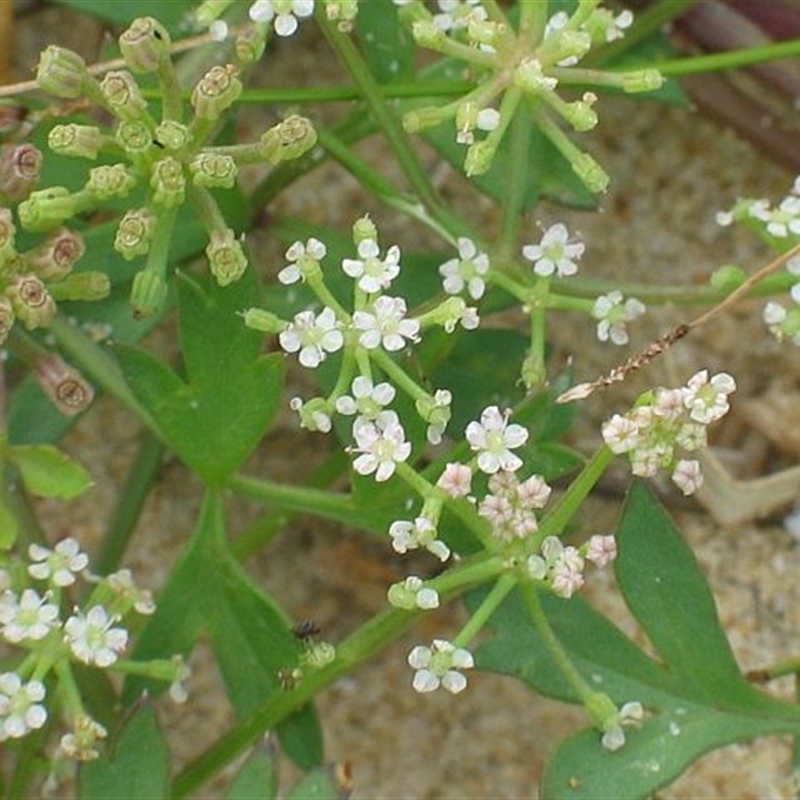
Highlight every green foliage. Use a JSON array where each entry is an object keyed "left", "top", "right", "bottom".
[{"left": 9, "top": 442, "right": 93, "bottom": 499}]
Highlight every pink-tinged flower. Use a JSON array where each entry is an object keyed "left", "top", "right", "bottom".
[
  {"left": 465, "top": 406, "right": 528, "bottom": 474},
  {"left": 522, "top": 223, "right": 584, "bottom": 278},
  {"left": 601, "top": 413, "right": 639, "bottom": 454},
  {"left": 342, "top": 238, "right": 401, "bottom": 294},
  {"left": 681, "top": 370, "right": 736, "bottom": 424},
  {"left": 279, "top": 307, "right": 344, "bottom": 368},
  {"left": 352, "top": 296, "right": 420, "bottom": 351},
  {"left": 408, "top": 639, "right": 474, "bottom": 694},
  {"left": 64, "top": 606, "right": 128, "bottom": 667},
  {"left": 585, "top": 535, "right": 617, "bottom": 568},
  {"left": 350, "top": 412, "right": 411, "bottom": 482},
  {"left": 671, "top": 458, "right": 703, "bottom": 496},
  {"left": 436, "top": 462, "right": 472, "bottom": 498}
]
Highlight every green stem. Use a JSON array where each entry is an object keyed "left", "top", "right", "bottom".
[
  {"left": 498, "top": 99, "right": 533, "bottom": 259},
  {"left": 453, "top": 572, "right": 516, "bottom": 648}
]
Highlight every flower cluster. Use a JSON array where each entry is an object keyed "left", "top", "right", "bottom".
[
  {"left": 602, "top": 370, "right": 736, "bottom": 495},
  {"left": 396, "top": 0, "right": 662, "bottom": 186},
  {"left": 478, "top": 470, "right": 551, "bottom": 542},
  {"left": 32, "top": 18, "right": 317, "bottom": 316},
  {"left": 0, "top": 537, "right": 187, "bottom": 760}
]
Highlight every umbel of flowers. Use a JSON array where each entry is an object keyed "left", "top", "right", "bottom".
[{"left": 32, "top": 17, "right": 317, "bottom": 317}]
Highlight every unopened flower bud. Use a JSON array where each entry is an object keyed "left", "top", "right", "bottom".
[
  {"left": 259, "top": 115, "right": 317, "bottom": 165},
  {"left": 412, "top": 20, "right": 446, "bottom": 47},
  {"left": 191, "top": 64, "right": 242, "bottom": 120},
  {"left": 0, "top": 296, "right": 14, "bottom": 344},
  {"left": 520, "top": 351, "right": 546, "bottom": 390},
  {"left": 119, "top": 17, "right": 172, "bottom": 74},
  {"left": 0, "top": 144, "right": 42, "bottom": 200},
  {"left": 402, "top": 105, "right": 447, "bottom": 135},
  {"left": 27, "top": 228, "right": 85, "bottom": 280},
  {"left": 154, "top": 120, "right": 189, "bottom": 151},
  {"left": 33, "top": 354, "right": 94, "bottom": 416},
  {"left": 7, "top": 274, "right": 56, "bottom": 328},
  {"left": 352, "top": 215, "right": 377, "bottom": 247},
  {"left": 235, "top": 28, "right": 267, "bottom": 64},
  {"left": 115, "top": 208, "right": 155, "bottom": 260},
  {"left": 189, "top": 153, "right": 237, "bottom": 188},
  {"left": 562, "top": 99, "right": 598, "bottom": 132},
  {"left": 0, "top": 208, "right": 16, "bottom": 263},
  {"left": 467, "top": 18, "right": 504, "bottom": 48},
  {"left": 150, "top": 157, "right": 185, "bottom": 208},
  {"left": 18, "top": 187, "right": 77, "bottom": 232},
  {"left": 299, "top": 641, "right": 336, "bottom": 669},
  {"left": 621, "top": 69, "right": 664, "bottom": 93},
  {"left": 242, "top": 307, "right": 283, "bottom": 334},
  {"left": 48, "top": 124, "right": 105, "bottom": 159},
  {"left": 465, "top": 140, "right": 495, "bottom": 177},
  {"left": 131, "top": 269, "right": 168, "bottom": 318},
  {"left": 36, "top": 45, "right": 88, "bottom": 98},
  {"left": 86, "top": 164, "right": 136, "bottom": 200},
  {"left": 514, "top": 58, "right": 558, "bottom": 93},
  {"left": 571, "top": 152, "right": 609, "bottom": 194},
  {"left": 115, "top": 120, "right": 152, "bottom": 155},
  {"left": 48, "top": 271, "right": 110, "bottom": 302},
  {"left": 206, "top": 228, "right": 247, "bottom": 286},
  {"left": 99, "top": 71, "right": 148, "bottom": 121}
]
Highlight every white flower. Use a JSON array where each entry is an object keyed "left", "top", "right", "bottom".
[
  {"left": 418, "top": 388, "right": 452, "bottom": 445},
  {"left": 439, "top": 237, "right": 490, "bottom": 300},
  {"left": 389, "top": 516, "right": 450, "bottom": 561},
  {"left": 749, "top": 195, "right": 800, "bottom": 238},
  {"left": 168, "top": 656, "right": 191, "bottom": 704},
  {"left": 352, "top": 296, "right": 420, "bottom": 351},
  {"left": 408, "top": 639, "right": 474, "bottom": 694},
  {"left": 585, "top": 535, "right": 617, "bottom": 568},
  {"left": 335, "top": 375, "right": 396, "bottom": 419},
  {"left": 601, "top": 413, "right": 640, "bottom": 454},
  {"left": 342, "top": 239, "right": 401, "bottom": 294},
  {"left": 105, "top": 569, "right": 156, "bottom": 615},
  {"left": 64, "top": 606, "right": 128, "bottom": 667},
  {"left": 433, "top": 0, "right": 487, "bottom": 32},
  {"left": 289, "top": 396, "right": 333, "bottom": 432},
  {"left": 672, "top": 458, "right": 703, "bottom": 496},
  {"left": 601, "top": 701, "right": 644, "bottom": 751},
  {"left": 592, "top": 291, "right": 646, "bottom": 345},
  {"left": 521, "top": 223, "right": 584, "bottom": 278},
  {"left": 249, "top": 0, "right": 315, "bottom": 37},
  {"left": 279, "top": 307, "right": 344, "bottom": 368},
  {"left": 436, "top": 462, "right": 472, "bottom": 498},
  {"left": 681, "top": 370, "right": 736, "bottom": 424},
  {"left": 387, "top": 576, "right": 440, "bottom": 610},
  {"left": 278, "top": 237, "right": 326, "bottom": 285},
  {"left": 0, "top": 588, "right": 59, "bottom": 642},
  {"left": 0, "top": 673, "right": 47, "bottom": 740},
  {"left": 465, "top": 405, "right": 529, "bottom": 474},
  {"left": 28, "top": 538, "right": 89, "bottom": 587},
  {"left": 350, "top": 413, "right": 411, "bottom": 482},
  {"left": 209, "top": 20, "right": 229, "bottom": 41}
]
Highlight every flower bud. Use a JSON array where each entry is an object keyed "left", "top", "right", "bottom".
[
  {"left": 115, "top": 120, "right": 152, "bottom": 155},
  {"left": 259, "top": 115, "right": 317, "bottom": 165},
  {"left": 0, "top": 296, "right": 14, "bottom": 344},
  {"left": 0, "top": 144, "right": 42, "bottom": 200},
  {"left": 86, "top": 163, "right": 136, "bottom": 200},
  {"left": 0, "top": 208, "right": 16, "bottom": 263},
  {"left": 402, "top": 105, "right": 447, "bottom": 134},
  {"left": 299, "top": 641, "right": 337, "bottom": 669},
  {"left": 189, "top": 152, "right": 238, "bottom": 188},
  {"left": 48, "top": 271, "right": 110, "bottom": 302},
  {"left": 33, "top": 354, "right": 94, "bottom": 416},
  {"left": 242, "top": 307, "right": 284, "bottom": 334},
  {"left": 412, "top": 20, "right": 446, "bottom": 48},
  {"left": 119, "top": 17, "right": 172, "bottom": 74},
  {"left": 571, "top": 152, "right": 609, "bottom": 194},
  {"left": 514, "top": 58, "right": 558, "bottom": 93},
  {"left": 149, "top": 157, "right": 185, "bottom": 208},
  {"left": 465, "top": 140, "right": 495, "bottom": 177},
  {"left": 7, "top": 274, "right": 56, "bottom": 329},
  {"left": 115, "top": 208, "right": 155, "bottom": 260},
  {"left": 352, "top": 215, "right": 377, "bottom": 247},
  {"left": 35, "top": 45, "right": 88, "bottom": 98},
  {"left": 18, "top": 187, "right": 77, "bottom": 232},
  {"left": 154, "top": 120, "right": 189, "bottom": 151},
  {"left": 48, "top": 124, "right": 105, "bottom": 159},
  {"left": 131, "top": 269, "right": 168, "bottom": 318},
  {"left": 99, "top": 71, "right": 148, "bottom": 121},
  {"left": 235, "top": 28, "right": 268, "bottom": 64},
  {"left": 621, "top": 69, "right": 664, "bottom": 93},
  {"left": 26, "top": 228, "right": 85, "bottom": 281},
  {"left": 206, "top": 228, "right": 247, "bottom": 286},
  {"left": 191, "top": 64, "right": 242, "bottom": 121}
]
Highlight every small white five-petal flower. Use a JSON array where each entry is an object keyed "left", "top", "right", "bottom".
[{"left": 465, "top": 405, "right": 529, "bottom": 474}]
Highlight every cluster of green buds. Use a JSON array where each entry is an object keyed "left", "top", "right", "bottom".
[
  {"left": 33, "top": 16, "right": 317, "bottom": 317},
  {"left": 397, "top": 0, "right": 663, "bottom": 189},
  {"left": 0, "top": 143, "right": 107, "bottom": 346}
]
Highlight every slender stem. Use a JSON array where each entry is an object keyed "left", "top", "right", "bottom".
[
  {"left": 453, "top": 572, "right": 516, "bottom": 648},
  {"left": 498, "top": 101, "right": 533, "bottom": 259}
]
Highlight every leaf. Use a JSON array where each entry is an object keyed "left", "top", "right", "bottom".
[
  {"left": 225, "top": 739, "right": 279, "bottom": 800},
  {"left": 79, "top": 703, "right": 170, "bottom": 800},
  {"left": 51, "top": 0, "right": 196, "bottom": 31},
  {"left": 355, "top": 0, "right": 416, "bottom": 84},
  {"left": 117, "top": 271, "right": 285, "bottom": 486},
  {"left": 9, "top": 443, "right": 93, "bottom": 499},
  {"left": 125, "top": 492, "right": 323, "bottom": 768},
  {"left": 285, "top": 765, "right": 353, "bottom": 800}
]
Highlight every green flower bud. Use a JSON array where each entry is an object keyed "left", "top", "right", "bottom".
[
  {"left": 242, "top": 307, "right": 284, "bottom": 334},
  {"left": 18, "top": 187, "right": 77, "bottom": 232},
  {"left": 189, "top": 152, "right": 238, "bottom": 189},
  {"left": 621, "top": 69, "right": 664, "bottom": 94},
  {"left": 352, "top": 215, "right": 377, "bottom": 247},
  {"left": 206, "top": 228, "right": 247, "bottom": 286},
  {"left": 32, "top": 354, "right": 94, "bottom": 416},
  {"left": 571, "top": 152, "right": 609, "bottom": 194},
  {"left": 235, "top": 28, "right": 267, "bottom": 65},
  {"left": 412, "top": 20, "right": 447, "bottom": 47},
  {"left": 150, "top": 157, "right": 186, "bottom": 208},
  {"left": 86, "top": 164, "right": 136, "bottom": 200},
  {"left": 48, "top": 124, "right": 105, "bottom": 159},
  {"left": 48, "top": 270, "right": 110, "bottom": 301},
  {"left": 259, "top": 115, "right": 317, "bottom": 165},
  {"left": 520, "top": 351, "right": 546, "bottom": 390},
  {"left": 100, "top": 71, "right": 149, "bottom": 121},
  {"left": 27, "top": 228, "right": 85, "bottom": 281},
  {"left": 115, "top": 120, "right": 152, "bottom": 155},
  {"left": 0, "top": 295, "right": 14, "bottom": 345},
  {"left": 35, "top": 45, "right": 88, "bottom": 98},
  {"left": 299, "top": 641, "right": 336, "bottom": 669},
  {"left": 0, "top": 144, "right": 42, "bottom": 200},
  {"left": 131, "top": 269, "right": 168, "bottom": 318},
  {"left": 154, "top": 120, "right": 190, "bottom": 151},
  {"left": 119, "top": 17, "right": 172, "bottom": 74},
  {"left": 402, "top": 105, "right": 448, "bottom": 134},
  {"left": 115, "top": 208, "right": 155, "bottom": 260},
  {"left": 7, "top": 273, "right": 56, "bottom": 329},
  {"left": 0, "top": 208, "right": 16, "bottom": 264},
  {"left": 562, "top": 98, "right": 598, "bottom": 132},
  {"left": 465, "top": 140, "right": 495, "bottom": 177},
  {"left": 191, "top": 64, "right": 242, "bottom": 121}
]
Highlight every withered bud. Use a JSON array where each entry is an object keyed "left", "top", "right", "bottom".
[
  {"left": 6, "top": 274, "right": 56, "bottom": 329},
  {"left": 119, "top": 17, "right": 172, "bottom": 74},
  {"left": 0, "top": 144, "right": 42, "bottom": 200},
  {"left": 33, "top": 353, "right": 94, "bottom": 416},
  {"left": 26, "top": 228, "right": 86, "bottom": 281}
]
